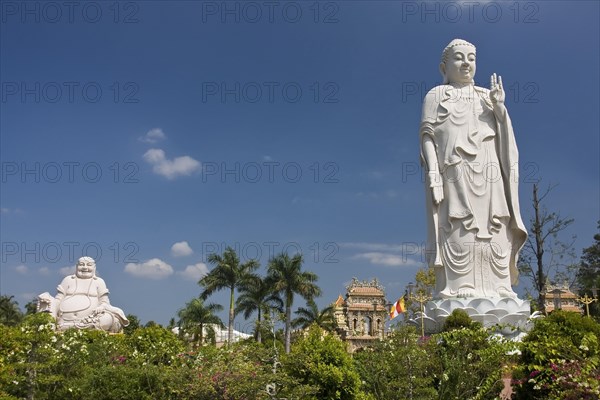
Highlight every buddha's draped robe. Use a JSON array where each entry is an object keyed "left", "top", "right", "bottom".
[{"left": 420, "top": 84, "right": 527, "bottom": 298}]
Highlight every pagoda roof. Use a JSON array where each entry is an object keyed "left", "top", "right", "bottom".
[{"left": 348, "top": 286, "right": 385, "bottom": 296}]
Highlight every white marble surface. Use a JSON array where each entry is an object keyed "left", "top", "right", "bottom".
[
  {"left": 38, "top": 257, "right": 129, "bottom": 333},
  {"left": 419, "top": 39, "right": 527, "bottom": 299}
]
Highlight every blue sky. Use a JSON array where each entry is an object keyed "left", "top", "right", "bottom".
[{"left": 1, "top": 1, "right": 598, "bottom": 328}]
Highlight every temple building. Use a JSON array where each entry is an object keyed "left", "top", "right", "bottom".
[
  {"left": 333, "top": 278, "right": 389, "bottom": 352},
  {"left": 543, "top": 281, "right": 582, "bottom": 314}
]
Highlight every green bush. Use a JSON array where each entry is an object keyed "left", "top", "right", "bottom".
[
  {"left": 69, "top": 364, "right": 187, "bottom": 400},
  {"left": 125, "top": 325, "right": 185, "bottom": 366},
  {"left": 443, "top": 308, "right": 482, "bottom": 331},
  {"left": 284, "top": 325, "right": 366, "bottom": 400},
  {"left": 179, "top": 341, "right": 316, "bottom": 400},
  {"left": 512, "top": 311, "right": 600, "bottom": 399},
  {"left": 431, "top": 326, "right": 514, "bottom": 400},
  {"left": 0, "top": 313, "right": 63, "bottom": 399},
  {"left": 353, "top": 325, "right": 437, "bottom": 400},
  {"left": 2, "top": 310, "right": 599, "bottom": 399}
]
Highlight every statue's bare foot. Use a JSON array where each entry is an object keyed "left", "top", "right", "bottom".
[
  {"left": 457, "top": 287, "right": 476, "bottom": 298},
  {"left": 497, "top": 288, "right": 517, "bottom": 298}
]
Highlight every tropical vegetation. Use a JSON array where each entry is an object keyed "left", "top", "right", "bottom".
[{"left": 2, "top": 239, "right": 599, "bottom": 399}]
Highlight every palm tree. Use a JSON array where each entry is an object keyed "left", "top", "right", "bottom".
[
  {"left": 0, "top": 295, "right": 23, "bottom": 326},
  {"left": 177, "top": 298, "right": 223, "bottom": 347},
  {"left": 123, "top": 314, "right": 140, "bottom": 335},
  {"left": 267, "top": 252, "right": 321, "bottom": 353},
  {"left": 24, "top": 299, "right": 38, "bottom": 316},
  {"left": 292, "top": 299, "right": 335, "bottom": 332},
  {"left": 236, "top": 275, "right": 283, "bottom": 343},
  {"left": 199, "top": 247, "right": 259, "bottom": 343}
]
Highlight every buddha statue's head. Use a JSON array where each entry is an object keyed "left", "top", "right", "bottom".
[
  {"left": 76, "top": 256, "right": 96, "bottom": 279},
  {"left": 440, "top": 39, "right": 476, "bottom": 85}
]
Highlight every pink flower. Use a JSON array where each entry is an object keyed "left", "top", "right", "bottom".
[{"left": 529, "top": 370, "right": 540, "bottom": 378}]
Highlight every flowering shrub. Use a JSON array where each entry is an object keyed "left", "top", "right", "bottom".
[
  {"left": 0, "top": 317, "right": 184, "bottom": 399},
  {"left": 431, "top": 326, "right": 515, "bottom": 400},
  {"left": 513, "top": 359, "right": 600, "bottom": 399},
  {"left": 2, "top": 310, "right": 599, "bottom": 399},
  {"left": 284, "top": 324, "right": 367, "bottom": 400},
  {"left": 353, "top": 325, "right": 436, "bottom": 400},
  {"left": 0, "top": 317, "right": 316, "bottom": 400},
  {"left": 511, "top": 310, "right": 600, "bottom": 399},
  {"left": 125, "top": 325, "right": 185, "bottom": 366},
  {"left": 181, "top": 341, "right": 317, "bottom": 400},
  {"left": 0, "top": 313, "right": 63, "bottom": 399}
]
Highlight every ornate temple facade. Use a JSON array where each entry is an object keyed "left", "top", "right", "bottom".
[
  {"left": 543, "top": 281, "right": 582, "bottom": 314},
  {"left": 333, "top": 278, "right": 389, "bottom": 352}
]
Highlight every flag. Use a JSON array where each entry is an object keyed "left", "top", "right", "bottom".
[{"left": 389, "top": 296, "right": 406, "bottom": 320}]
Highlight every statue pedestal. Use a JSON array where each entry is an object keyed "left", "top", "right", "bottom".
[{"left": 407, "top": 297, "right": 539, "bottom": 340}]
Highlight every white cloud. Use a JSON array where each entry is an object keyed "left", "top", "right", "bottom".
[
  {"left": 38, "top": 267, "right": 51, "bottom": 276},
  {"left": 139, "top": 128, "right": 166, "bottom": 144},
  {"left": 1, "top": 207, "right": 23, "bottom": 214},
  {"left": 171, "top": 241, "right": 193, "bottom": 257},
  {"left": 59, "top": 266, "right": 76, "bottom": 275},
  {"left": 124, "top": 258, "right": 174, "bottom": 280},
  {"left": 15, "top": 265, "right": 28, "bottom": 274},
  {"left": 177, "top": 263, "right": 209, "bottom": 281},
  {"left": 339, "top": 242, "right": 406, "bottom": 252},
  {"left": 342, "top": 243, "right": 426, "bottom": 267},
  {"left": 353, "top": 252, "right": 420, "bottom": 267},
  {"left": 143, "top": 148, "right": 201, "bottom": 179}
]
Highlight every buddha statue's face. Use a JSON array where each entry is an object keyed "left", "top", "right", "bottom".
[
  {"left": 76, "top": 258, "right": 96, "bottom": 279},
  {"left": 441, "top": 44, "right": 476, "bottom": 84}
]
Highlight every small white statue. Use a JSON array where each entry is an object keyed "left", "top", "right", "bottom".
[
  {"left": 38, "top": 256, "right": 129, "bottom": 333},
  {"left": 419, "top": 39, "right": 527, "bottom": 299}
]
